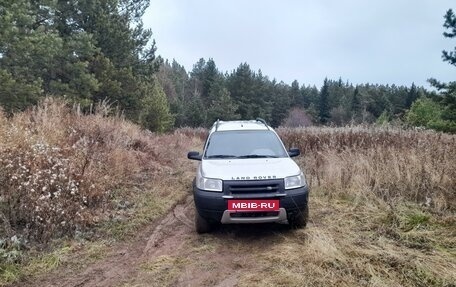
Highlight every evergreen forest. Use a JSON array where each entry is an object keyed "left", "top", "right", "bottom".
[{"left": 1, "top": 1, "right": 455, "bottom": 132}]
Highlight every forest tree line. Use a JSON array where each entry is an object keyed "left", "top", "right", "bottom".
[
  {"left": 0, "top": 1, "right": 455, "bottom": 132},
  {"left": 157, "top": 57, "right": 430, "bottom": 128},
  {"left": 0, "top": 0, "right": 173, "bottom": 132}
]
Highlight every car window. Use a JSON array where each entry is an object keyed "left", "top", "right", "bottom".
[{"left": 204, "top": 130, "right": 288, "bottom": 159}]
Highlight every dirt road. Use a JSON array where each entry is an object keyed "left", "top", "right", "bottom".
[
  {"left": 17, "top": 192, "right": 456, "bottom": 287},
  {"left": 21, "top": 193, "right": 298, "bottom": 287}
]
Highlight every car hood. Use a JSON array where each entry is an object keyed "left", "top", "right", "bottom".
[{"left": 200, "top": 158, "right": 301, "bottom": 181}]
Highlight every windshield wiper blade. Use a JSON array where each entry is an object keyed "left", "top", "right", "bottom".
[
  {"left": 237, "top": 154, "right": 279, "bottom": 158},
  {"left": 206, "top": 155, "right": 237, "bottom": 159}
]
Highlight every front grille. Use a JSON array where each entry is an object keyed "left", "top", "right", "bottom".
[
  {"left": 224, "top": 179, "right": 284, "bottom": 194},
  {"left": 229, "top": 183, "right": 279, "bottom": 193}
]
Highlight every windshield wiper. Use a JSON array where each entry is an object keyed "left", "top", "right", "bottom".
[
  {"left": 236, "top": 154, "right": 279, "bottom": 159},
  {"left": 206, "top": 155, "right": 237, "bottom": 159}
]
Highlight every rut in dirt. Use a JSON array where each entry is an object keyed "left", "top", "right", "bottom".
[
  {"left": 20, "top": 195, "right": 296, "bottom": 287},
  {"left": 19, "top": 196, "right": 196, "bottom": 287}
]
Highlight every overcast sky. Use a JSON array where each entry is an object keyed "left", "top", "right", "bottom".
[{"left": 143, "top": 1, "right": 455, "bottom": 88}]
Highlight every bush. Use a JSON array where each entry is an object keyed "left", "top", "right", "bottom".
[
  {"left": 0, "top": 98, "right": 178, "bottom": 242},
  {"left": 405, "top": 97, "right": 456, "bottom": 133},
  {"left": 138, "top": 81, "right": 174, "bottom": 133},
  {"left": 406, "top": 98, "right": 442, "bottom": 127},
  {"left": 278, "top": 126, "right": 456, "bottom": 211}
]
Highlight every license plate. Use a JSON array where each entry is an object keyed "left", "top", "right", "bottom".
[{"left": 227, "top": 199, "right": 280, "bottom": 211}]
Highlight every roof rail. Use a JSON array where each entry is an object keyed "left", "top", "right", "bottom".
[
  {"left": 256, "top": 118, "right": 269, "bottom": 130},
  {"left": 215, "top": 119, "right": 220, "bottom": 131}
]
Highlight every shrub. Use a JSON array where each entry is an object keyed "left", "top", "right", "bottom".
[
  {"left": 0, "top": 98, "right": 188, "bottom": 242},
  {"left": 405, "top": 97, "right": 456, "bottom": 133},
  {"left": 278, "top": 126, "right": 456, "bottom": 211}
]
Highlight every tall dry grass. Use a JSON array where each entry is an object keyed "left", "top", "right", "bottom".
[
  {"left": 0, "top": 98, "right": 196, "bottom": 242},
  {"left": 278, "top": 126, "right": 456, "bottom": 212},
  {"left": 241, "top": 127, "right": 456, "bottom": 287},
  {"left": 143, "top": 124, "right": 456, "bottom": 211},
  {"left": 1, "top": 117, "right": 455, "bottom": 286}
]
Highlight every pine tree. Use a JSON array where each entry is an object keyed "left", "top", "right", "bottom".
[
  {"left": 0, "top": 0, "right": 171, "bottom": 131},
  {"left": 428, "top": 9, "right": 456, "bottom": 131},
  {"left": 207, "top": 86, "right": 239, "bottom": 124},
  {"left": 227, "top": 63, "right": 255, "bottom": 119},
  {"left": 290, "top": 80, "right": 300, "bottom": 106},
  {"left": 138, "top": 80, "right": 174, "bottom": 132},
  {"left": 186, "top": 96, "right": 207, "bottom": 127},
  {"left": 351, "top": 87, "right": 362, "bottom": 116},
  {"left": 270, "top": 83, "right": 292, "bottom": 127},
  {"left": 202, "top": 58, "right": 219, "bottom": 102},
  {"left": 405, "top": 83, "right": 419, "bottom": 108},
  {"left": 0, "top": 0, "right": 98, "bottom": 111},
  {"left": 318, "top": 78, "right": 331, "bottom": 124}
]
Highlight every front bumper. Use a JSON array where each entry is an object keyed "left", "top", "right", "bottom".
[
  {"left": 220, "top": 208, "right": 288, "bottom": 224},
  {"left": 193, "top": 183, "right": 309, "bottom": 224}
]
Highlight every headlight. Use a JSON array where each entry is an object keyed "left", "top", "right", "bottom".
[
  {"left": 196, "top": 176, "right": 223, "bottom": 192},
  {"left": 284, "top": 173, "right": 306, "bottom": 190}
]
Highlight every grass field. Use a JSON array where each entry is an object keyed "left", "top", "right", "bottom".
[
  {"left": 241, "top": 126, "right": 456, "bottom": 286},
  {"left": 1, "top": 101, "right": 455, "bottom": 286}
]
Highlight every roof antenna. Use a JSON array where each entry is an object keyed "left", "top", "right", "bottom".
[
  {"left": 215, "top": 119, "right": 220, "bottom": 131},
  {"left": 256, "top": 118, "right": 269, "bottom": 130}
]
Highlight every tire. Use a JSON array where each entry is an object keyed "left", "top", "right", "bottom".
[
  {"left": 288, "top": 206, "right": 309, "bottom": 229},
  {"left": 195, "top": 211, "right": 212, "bottom": 234}
]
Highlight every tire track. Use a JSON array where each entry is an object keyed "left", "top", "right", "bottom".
[{"left": 20, "top": 196, "right": 195, "bottom": 287}]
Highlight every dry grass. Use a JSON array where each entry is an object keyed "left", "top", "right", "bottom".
[
  {"left": 137, "top": 255, "right": 190, "bottom": 287},
  {"left": 1, "top": 98, "right": 157, "bottom": 241},
  {"left": 0, "top": 98, "right": 200, "bottom": 285},
  {"left": 0, "top": 98, "right": 202, "bottom": 242},
  {"left": 236, "top": 196, "right": 455, "bottom": 287},
  {"left": 235, "top": 126, "right": 456, "bottom": 287},
  {"left": 1, "top": 111, "right": 455, "bottom": 286},
  {"left": 278, "top": 126, "right": 456, "bottom": 212},
  {"left": 136, "top": 125, "right": 454, "bottom": 287}
]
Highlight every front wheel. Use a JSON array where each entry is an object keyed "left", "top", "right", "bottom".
[
  {"left": 195, "top": 211, "right": 212, "bottom": 234},
  {"left": 288, "top": 206, "right": 309, "bottom": 228}
]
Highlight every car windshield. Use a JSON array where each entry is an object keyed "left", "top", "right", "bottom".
[{"left": 204, "top": 130, "right": 288, "bottom": 159}]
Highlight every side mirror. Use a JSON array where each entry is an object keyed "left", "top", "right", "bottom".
[
  {"left": 187, "top": 151, "right": 202, "bottom": 161},
  {"left": 288, "top": 148, "right": 300, "bottom": 158}
]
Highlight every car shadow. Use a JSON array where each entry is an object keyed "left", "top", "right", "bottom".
[{"left": 211, "top": 222, "right": 296, "bottom": 240}]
